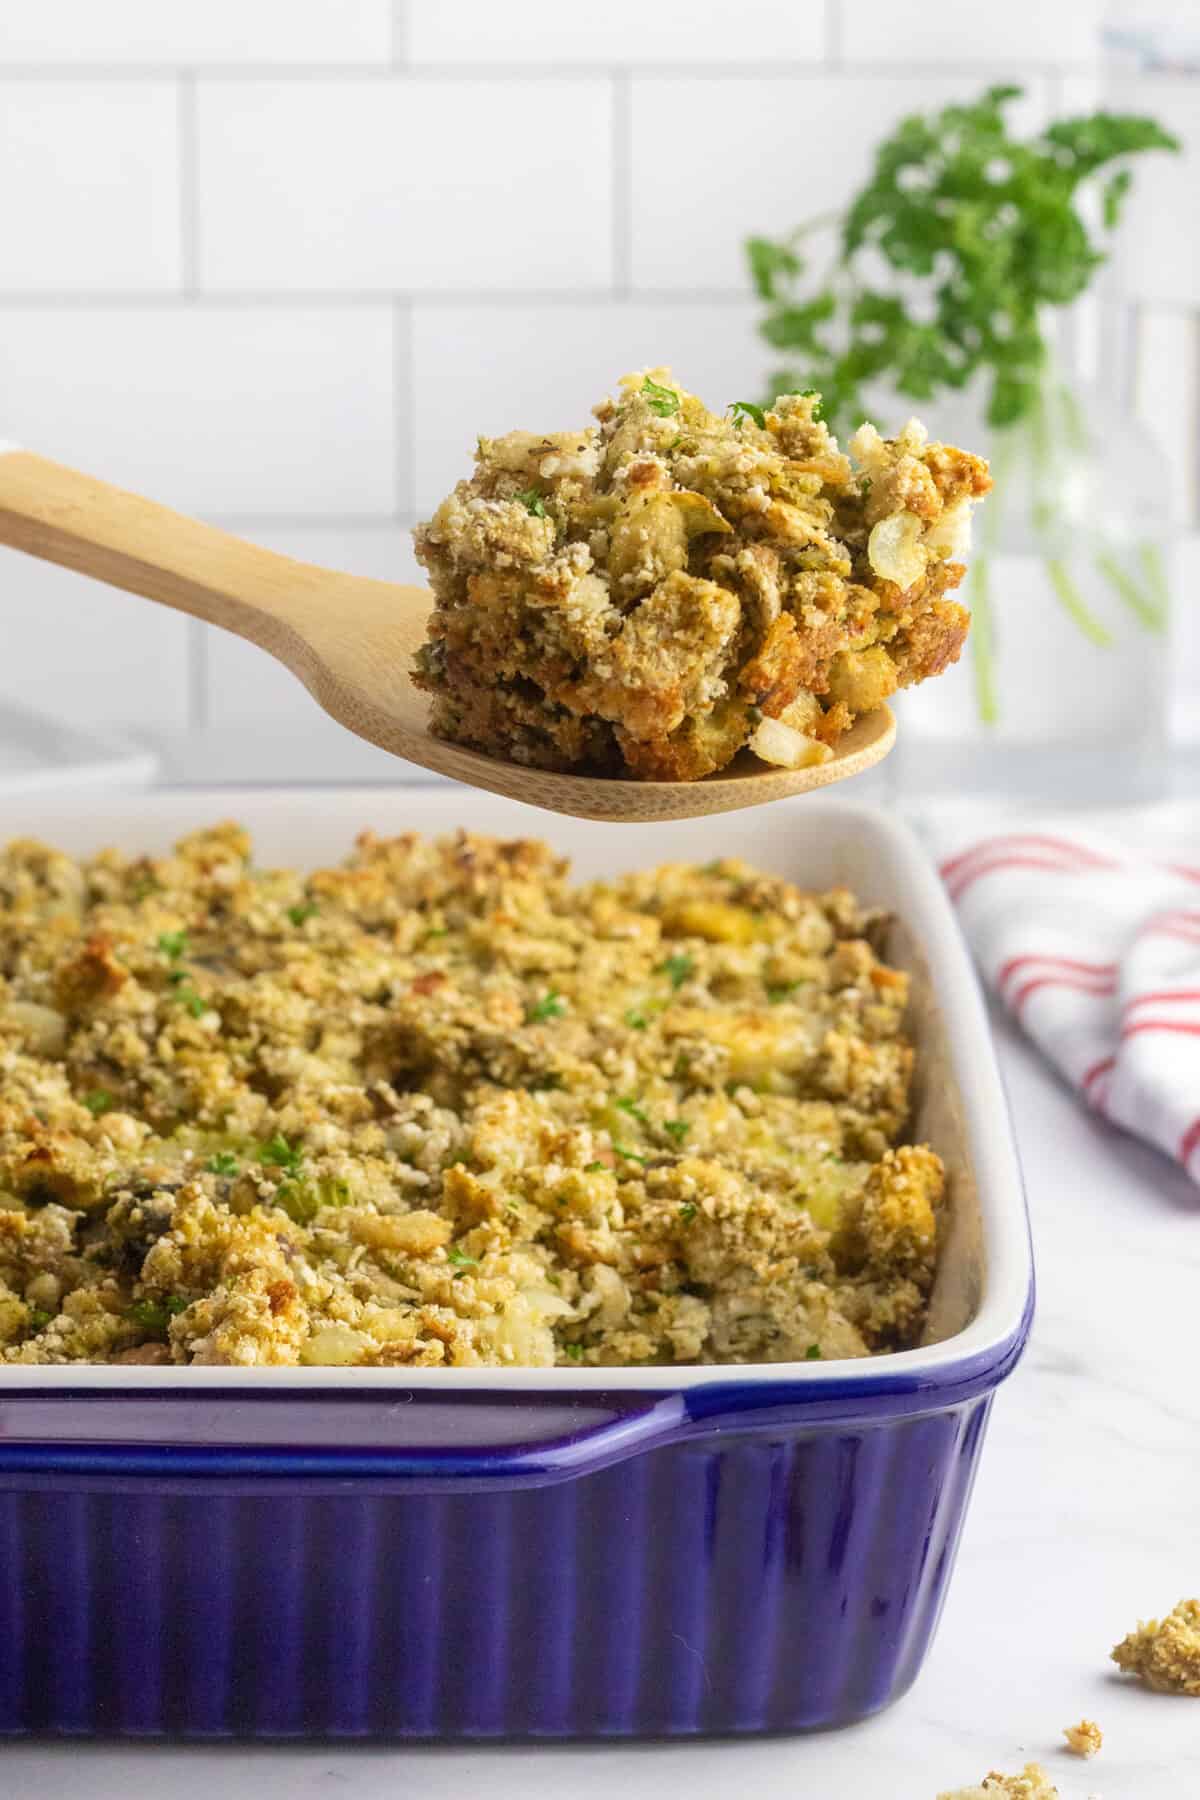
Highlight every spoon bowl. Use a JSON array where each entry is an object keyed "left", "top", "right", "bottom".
[{"left": 0, "top": 448, "right": 895, "bottom": 821}]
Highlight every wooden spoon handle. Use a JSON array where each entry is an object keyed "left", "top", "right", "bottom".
[{"left": 0, "top": 447, "right": 341, "bottom": 644}]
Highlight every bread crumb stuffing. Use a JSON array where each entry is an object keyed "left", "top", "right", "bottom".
[
  {"left": 937, "top": 1764, "right": 1058, "bottom": 1799},
  {"left": 1062, "top": 1717, "right": 1102, "bottom": 1758},
  {"left": 0, "top": 825, "right": 945, "bottom": 1368},
  {"left": 1111, "top": 1597, "right": 1200, "bottom": 1695}
]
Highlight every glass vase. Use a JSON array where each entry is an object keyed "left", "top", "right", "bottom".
[{"left": 892, "top": 373, "right": 1172, "bottom": 808}]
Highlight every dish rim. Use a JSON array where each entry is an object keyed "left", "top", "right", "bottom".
[{"left": 0, "top": 786, "right": 1032, "bottom": 1397}]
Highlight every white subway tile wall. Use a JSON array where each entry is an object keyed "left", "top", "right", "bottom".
[
  {"left": 0, "top": 0, "right": 1195, "bottom": 755},
  {"left": 195, "top": 80, "right": 614, "bottom": 291},
  {"left": 0, "top": 83, "right": 181, "bottom": 290},
  {"left": 0, "top": 307, "right": 398, "bottom": 515}
]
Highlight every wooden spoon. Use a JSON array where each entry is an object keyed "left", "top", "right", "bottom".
[{"left": 0, "top": 448, "right": 894, "bottom": 822}]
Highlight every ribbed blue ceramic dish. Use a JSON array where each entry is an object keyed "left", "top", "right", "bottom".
[{"left": 0, "top": 790, "right": 1034, "bottom": 1738}]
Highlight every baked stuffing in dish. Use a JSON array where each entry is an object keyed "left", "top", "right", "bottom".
[
  {"left": 0, "top": 824, "right": 944, "bottom": 1367},
  {"left": 1112, "top": 1598, "right": 1200, "bottom": 1695},
  {"left": 413, "top": 370, "right": 990, "bottom": 780}
]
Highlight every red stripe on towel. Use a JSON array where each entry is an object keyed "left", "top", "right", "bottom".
[
  {"left": 1179, "top": 1118, "right": 1200, "bottom": 1171},
  {"left": 1011, "top": 974, "right": 1116, "bottom": 1015},
  {"left": 939, "top": 834, "right": 1118, "bottom": 881},
  {"left": 1120, "top": 1019, "right": 1200, "bottom": 1043},
  {"left": 997, "top": 953, "right": 1116, "bottom": 997},
  {"left": 947, "top": 854, "right": 1114, "bottom": 903},
  {"left": 1123, "top": 989, "right": 1200, "bottom": 1013}
]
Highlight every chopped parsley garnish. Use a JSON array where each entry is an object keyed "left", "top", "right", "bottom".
[
  {"left": 526, "top": 989, "right": 566, "bottom": 1023},
  {"left": 447, "top": 1245, "right": 478, "bottom": 1269},
  {"left": 287, "top": 902, "right": 318, "bottom": 927},
  {"left": 663, "top": 1119, "right": 690, "bottom": 1143},
  {"left": 563, "top": 1343, "right": 585, "bottom": 1361},
  {"left": 422, "top": 926, "right": 449, "bottom": 941},
  {"left": 640, "top": 376, "right": 681, "bottom": 417},
  {"left": 168, "top": 969, "right": 188, "bottom": 986},
  {"left": 584, "top": 1161, "right": 607, "bottom": 1174},
  {"left": 799, "top": 387, "right": 824, "bottom": 421},
  {"left": 665, "top": 434, "right": 684, "bottom": 452},
  {"left": 177, "top": 986, "right": 208, "bottom": 1019},
  {"left": 624, "top": 1008, "right": 649, "bottom": 1030},
  {"left": 157, "top": 930, "right": 189, "bottom": 960},
  {"left": 514, "top": 487, "right": 547, "bottom": 518},
  {"left": 767, "top": 982, "right": 799, "bottom": 1004},
  {"left": 615, "top": 1095, "right": 650, "bottom": 1128},
  {"left": 126, "top": 1298, "right": 173, "bottom": 1334},
  {"left": 657, "top": 953, "right": 694, "bottom": 990},
  {"left": 728, "top": 400, "right": 766, "bottom": 429},
  {"left": 82, "top": 1089, "right": 114, "bottom": 1115},
  {"left": 165, "top": 1296, "right": 188, "bottom": 1316},
  {"left": 805, "top": 1344, "right": 823, "bottom": 1360},
  {"left": 26, "top": 1307, "right": 51, "bottom": 1332},
  {"left": 612, "top": 1142, "right": 647, "bottom": 1165},
  {"left": 258, "top": 1133, "right": 305, "bottom": 1175},
  {"left": 206, "top": 1152, "right": 239, "bottom": 1176},
  {"left": 678, "top": 1202, "right": 698, "bottom": 1225}
]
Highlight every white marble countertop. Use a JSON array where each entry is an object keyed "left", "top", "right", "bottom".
[{"left": 5, "top": 1008, "right": 1196, "bottom": 1798}]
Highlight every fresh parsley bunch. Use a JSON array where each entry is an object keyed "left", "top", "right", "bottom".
[{"left": 748, "top": 85, "right": 1179, "bottom": 438}]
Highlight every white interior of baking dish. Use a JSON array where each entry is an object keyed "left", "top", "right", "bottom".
[{"left": 0, "top": 787, "right": 1031, "bottom": 1392}]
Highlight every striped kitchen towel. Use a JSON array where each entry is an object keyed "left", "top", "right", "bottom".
[{"left": 931, "top": 809, "right": 1200, "bottom": 1184}]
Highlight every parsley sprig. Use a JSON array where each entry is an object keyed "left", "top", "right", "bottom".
[
  {"left": 640, "top": 376, "right": 681, "bottom": 418},
  {"left": 728, "top": 400, "right": 766, "bottom": 430},
  {"left": 514, "top": 487, "right": 547, "bottom": 518},
  {"left": 748, "top": 84, "right": 1178, "bottom": 434},
  {"left": 258, "top": 1133, "right": 305, "bottom": 1176}
]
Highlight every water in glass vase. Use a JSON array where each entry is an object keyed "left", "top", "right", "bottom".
[{"left": 893, "top": 380, "right": 1172, "bottom": 809}]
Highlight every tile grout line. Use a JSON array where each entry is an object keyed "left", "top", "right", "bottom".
[
  {"left": 177, "top": 71, "right": 199, "bottom": 295},
  {"left": 0, "top": 59, "right": 1102, "bottom": 80},
  {"left": 0, "top": 289, "right": 761, "bottom": 308},
  {"left": 1192, "top": 312, "right": 1200, "bottom": 529},
  {"left": 391, "top": 0, "right": 409, "bottom": 68},
  {"left": 394, "top": 298, "right": 415, "bottom": 520},
  {"left": 824, "top": 0, "right": 841, "bottom": 68},
  {"left": 611, "top": 69, "right": 632, "bottom": 297},
  {"left": 186, "top": 618, "right": 209, "bottom": 731}
]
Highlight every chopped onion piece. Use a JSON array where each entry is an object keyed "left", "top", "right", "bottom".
[
  {"left": 868, "top": 509, "right": 927, "bottom": 589},
  {"left": 750, "top": 716, "right": 833, "bottom": 770}
]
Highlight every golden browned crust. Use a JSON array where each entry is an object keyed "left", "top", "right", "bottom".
[
  {"left": 0, "top": 826, "right": 945, "bottom": 1368},
  {"left": 413, "top": 373, "right": 990, "bottom": 780},
  {"left": 1112, "top": 1598, "right": 1200, "bottom": 1695}
]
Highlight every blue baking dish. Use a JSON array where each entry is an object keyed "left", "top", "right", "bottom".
[{"left": 0, "top": 789, "right": 1033, "bottom": 1737}]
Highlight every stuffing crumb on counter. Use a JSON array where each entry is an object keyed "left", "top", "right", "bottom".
[
  {"left": 412, "top": 370, "right": 990, "bottom": 781},
  {"left": 936, "top": 1765, "right": 1059, "bottom": 1799},
  {"left": 0, "top": 824, "right": 944, "bottom": 1368},
  {"left": 1111, "top": 1598, "right": 1200, "bottom": 1695},
  {"left": 1062, "top": 1718, "right": 1103, "bottom": 1758}
]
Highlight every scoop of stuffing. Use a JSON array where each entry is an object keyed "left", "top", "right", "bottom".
[
  {"left": 413, "top": 370, "right": 990, "bottom": 780},
  {"left": 936, "top": 1765, "right": 1058, "bottom": 1799},
  {"left": 1062, "top": 1717, "right": 1102, "bottom": 1758},
  {"left": 1112, "top": 1597, "right": 1200, "bottom": 1695}
]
